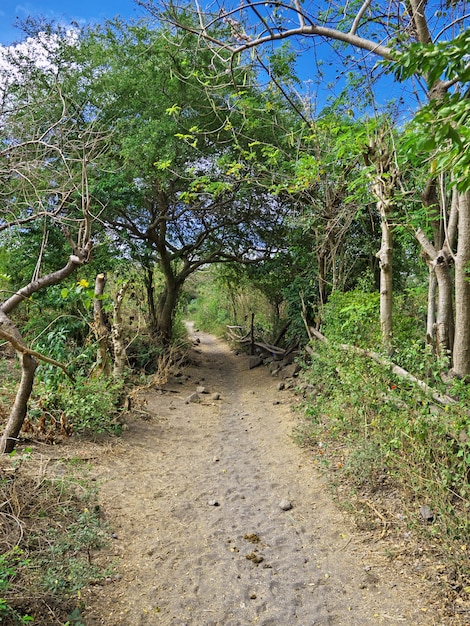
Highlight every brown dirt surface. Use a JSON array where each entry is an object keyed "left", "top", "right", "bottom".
[{"left": 82, "top": 327, "right": 452, "bottom": 625}]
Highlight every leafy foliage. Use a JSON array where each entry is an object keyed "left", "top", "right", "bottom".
[{"left": 393, "top": 30, "right": 470, "bottom": 190}]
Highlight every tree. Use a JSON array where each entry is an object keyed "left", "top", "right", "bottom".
[
  {"left": 0, "top": 28, "right": 106, "bottom": 452},
  {"left": 77, "top": 20, "right": 294, "bottom": 343}
]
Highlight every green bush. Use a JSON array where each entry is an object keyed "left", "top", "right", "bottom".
[
  {"left": 321, "top": 289, "right": 381, "bottom": 348},
  {"left": 32, "top": 376, "right": 124, "bottom": 436}
]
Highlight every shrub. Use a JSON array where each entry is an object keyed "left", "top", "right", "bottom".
[
  {"left": 321, "top": 290, "right": 381, "bottom": 348},
  {"left": 31, "top": 376, "right": 124, "bottom": 436}
]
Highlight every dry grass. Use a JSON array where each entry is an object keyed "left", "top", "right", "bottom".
[{"left": 0, "top": 445, "right": 110, "bottom": 624}]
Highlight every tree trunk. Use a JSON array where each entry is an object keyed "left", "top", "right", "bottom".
[
  {"left": 434, "top": 259, "right": 454, "bottom": 359},
  {"left": 92, "top": 273, "right": 111, "bottom": 377},
  {"left": 426, "top": 268, "right": 437, "bottom": 346},
  {"left": 452, "top": 191, "right": 470, "bottom": 378},
  {"left": 155, "top": 278, "right": 182, "bottom": 344},
  {"left": 112, "top": 283, "right": 129, "bottom": 379},
  {"left": 144, "top": 264, "right": 158, "bottom": 337},
  {"left": 364, "top": 137, "right": 397, "bottom": 354},
  {"left": 376, "top": 214, "right": 393, "bottom": 353},
  {"left": 0, "top": 354, "right": 38, "bottom": 454}
]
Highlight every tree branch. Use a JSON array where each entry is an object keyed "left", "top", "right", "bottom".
[{"left": 0, "top": 327, "right": 74, "bottom": 380}]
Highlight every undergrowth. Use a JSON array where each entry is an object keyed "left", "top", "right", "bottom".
[
  {"left": 296, "top": 341, "right": 470, "bottom": 596},
  {"left": 0, "top": 449, "right": 111, "bottom": 624}
]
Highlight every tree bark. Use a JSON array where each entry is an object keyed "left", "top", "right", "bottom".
[
  {"left": 144, "top": 264, "right": 158, "bottom": 338},
  {"left": 0, "top": 311, "right": 38, "bottom": 454},
  {"left": 364, "top": 138, "right": 396, "bottom": 354},
  {"left": 112, "top": 283, "right": 129, "bottom": 379},
  {"left": 92, "top": 273, "right": 111, "bottom": 377},
  {"left": 155, "top": 278, "right": 182, "bottom": 344},
  {"left": 452, "top": 191, "right": 470, "bottom": 378},
  {"left": 426, "top": 268, "right": 437, "bottom": 346}
]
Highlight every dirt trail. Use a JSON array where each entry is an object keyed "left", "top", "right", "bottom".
[{"left": 84, "top": 327, "right": 439, "bottom": 625}]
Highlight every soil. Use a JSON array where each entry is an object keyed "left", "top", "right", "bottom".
[{"left": 81, "top": 326, "right": 448, "bottom": 625}]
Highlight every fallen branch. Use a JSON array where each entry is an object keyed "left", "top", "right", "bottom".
[
  {"left": 308, "top": 327, "right": 457, "bottom": 408},
  {"left": 227, "top": 326, "right": 287, "bottom": 358}
]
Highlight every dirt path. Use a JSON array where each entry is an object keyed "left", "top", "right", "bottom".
[{"left": 83, "top": 327, "right": 440, "bottom": 625}]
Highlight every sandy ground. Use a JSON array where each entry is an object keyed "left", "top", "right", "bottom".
[{"left": 82, "top": 327, "right": 443, "bottom": 626}]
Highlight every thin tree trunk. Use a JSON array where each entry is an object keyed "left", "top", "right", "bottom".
[
  {"left": 92, "top": 273, "right": 111, "bottom": 377},
  {"left": 112, "top": 283, "right": 129, "bottom": 379},
  {"left": 0, "top": 310, "right": 38, "bottom": 454},
  {"left": 376, "top": 213, "right": 393, "bottom": 352},
  {"left": 452, "top": 191, "right": 470, "bottom": 378},
  {"left": 426, "top": 268, "right": 437, "bottom": 346},
  {"left": 364, "top": 137, "right": 397, "bottom": 354},
  {"left": 144, "top": 264, "right": 158, "bottom": 337}
]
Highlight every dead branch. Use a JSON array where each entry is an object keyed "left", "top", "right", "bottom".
[{"left": 307, "top": 327, "right": 457, "bottom": 407}]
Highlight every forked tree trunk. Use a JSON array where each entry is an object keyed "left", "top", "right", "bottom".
[
  {"left": 419, "top": 178, "right": 455, "bottom": 359},
  {"left": 0, "top": 249, "right": 91, "bottom": 453}
]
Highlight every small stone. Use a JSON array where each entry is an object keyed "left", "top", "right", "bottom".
[
  {"left": 277, "top": 382, "right": 285, "bottom": 390},
  {"left": 208, "top": 499, "right": 220, "bottom": 506},
  {"left": 250, "top": 593, "right": 257, "bottom": 599},
  {"left": 185, "top": 392, "right": 200, "bottom": 404},
  {"left": 279, "top": 499, "right": 293, "bottom": 511},
  {"left": 249, "top": 355, "right": 263, "bottom": 369},
  {"left": 197, "top": 386, "right": 208, "bottom": 394},
  {"left": 213, "top": 456, "right": 220, "bottom": 462},
  {"left": 211, "top": 392, "right": 221, "bottom": 400},
  {"left": 419, "top": 504, "right": 434, "bottom": 522},
  {"left": 273, "top": 400, "right": 280, "bottom": 405}
]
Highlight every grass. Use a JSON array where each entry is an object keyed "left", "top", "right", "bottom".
[
  {"left": 294, "top": 341, "right": 470, "bottom": 619},
  {"left": 0, "top": 448, "right": 111, "bottom": 624}
]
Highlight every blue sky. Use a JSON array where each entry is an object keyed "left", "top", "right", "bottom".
[{"left": 0, "top": 0, "right": 143, "bottom": 45}]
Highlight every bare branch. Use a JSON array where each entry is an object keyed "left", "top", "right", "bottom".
[{"left": 349, "top": 0, "right": 372, "bottom": 35}]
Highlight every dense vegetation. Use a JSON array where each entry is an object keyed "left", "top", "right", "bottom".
[{"left": 0, "top": 0, "right": 469, "bottom": 620}]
